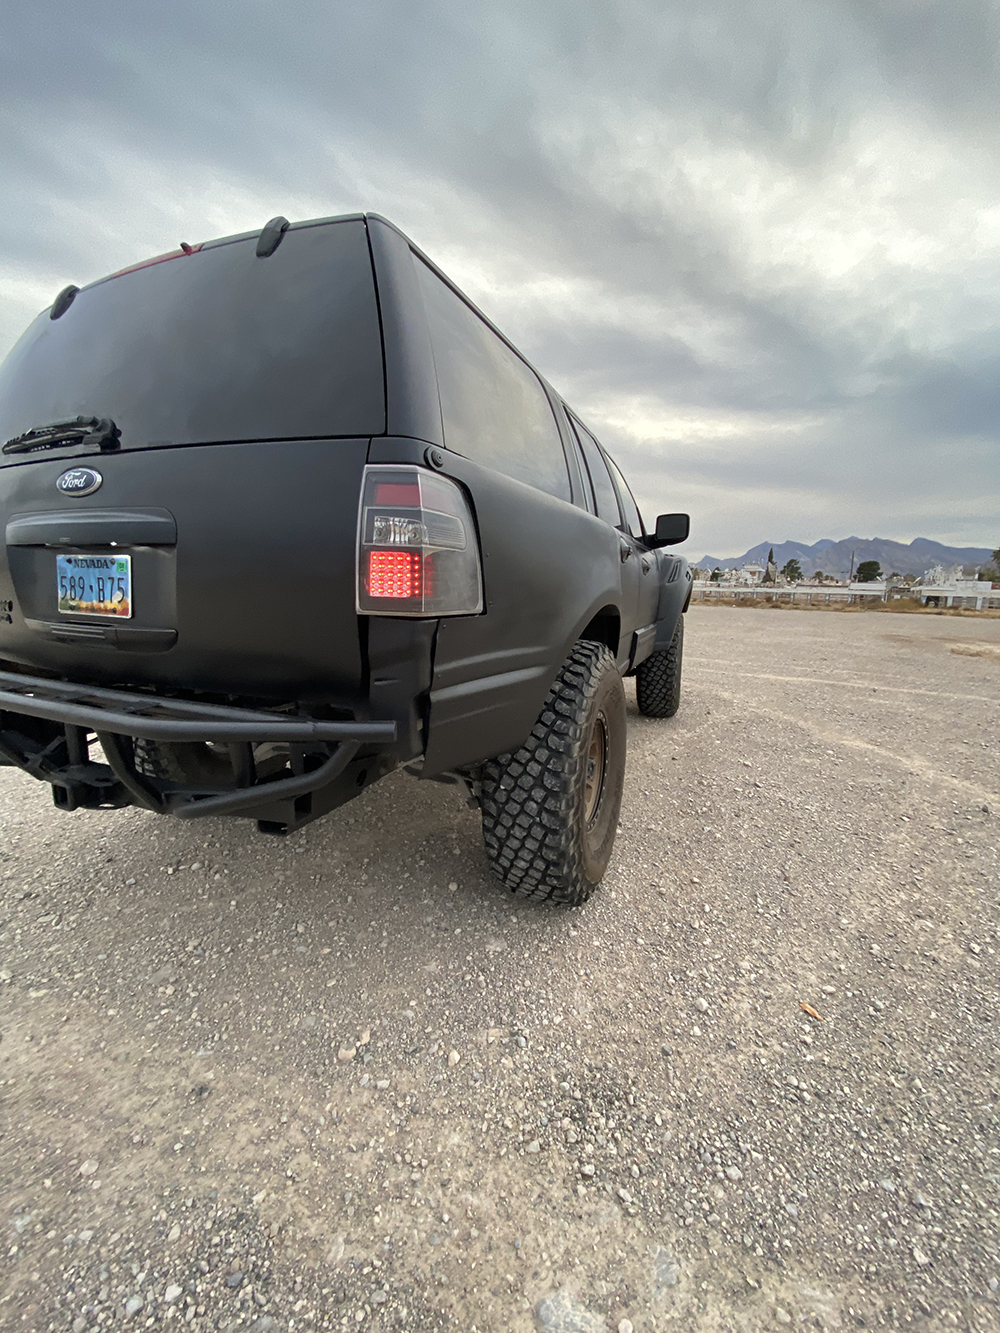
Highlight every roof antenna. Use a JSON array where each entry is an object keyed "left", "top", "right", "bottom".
[
  {"left": 256, "top": 216, "right": 290, "bottom": 258},
  {"left": 180, "top": 242, "right": 195, "bottom": 254}
]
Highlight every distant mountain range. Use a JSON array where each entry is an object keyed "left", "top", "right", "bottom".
[{"left": 694, "top": 537, "right": 995, "bottom": 578}]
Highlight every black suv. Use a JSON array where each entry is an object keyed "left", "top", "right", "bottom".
[{"left": 0, "top": 213, "right": 691, "bottom": 905}]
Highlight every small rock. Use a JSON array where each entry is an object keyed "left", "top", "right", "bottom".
[
  {"left": 167, "top": 1223, "right": 181, "bottom": 1241},
  {"left": 580, "top": 1163, "right": 596, "bottom": 1177},
  {"left": 226, "top": 1271, "right": 244, "bottom": 1289},
  {"left": 526, "top": 1139, "right": 541, "bottom": 1154},
  {"left": 338, "top": 1046, "right": 357, "bottom": 1062},
  {"left": 783, "top": 1202, "right": 799, "bottom": 1218},
  {"left": 912, "top": 1246, "right": 931, "bottom": 1266},
  {"left": 537, "top": 1288, "right": 606, "bottom": 1333},
  {"left": 358, "top": 1027, "right": 371, "bottom": 1046},
  {"left": 619, "top": 1322, "right": 634, "bottom": 1333},
  {"left": 448, "top": 881, "right": 458, "bottom": 891},
  {"left": 725, "top": 1166, "right": 743, "bottom": 1182},
  {"left": 617, "top": 1187, "right": 633, "bottom": 1204},
  {"left": 448, "top": 1049, "right": 460, "bottom": 1066},
  {"left": 124, "top": 1295, "right": 144, "bottom": 1316},
  {"left": 651, "top": 1245, "right": 680, "bottom": 1289},
  {"left": 694, "top": 998, "right": 708, "bottom": 1013},
  {"left": 164, "top": 1284, "right": 183, "bottom": 1304},
  {"left": 774, "top": 1308, "right": 792, "bottom": 1325},
  {"left": 372, "top": 1290, "right": 387, "bottom": 1305},
  {"left": 78, "top": 1159, "right": 99, "bottom": 1177},
  {"left": 879, "top": 1179, "right": 896, "bottom": 1193}
]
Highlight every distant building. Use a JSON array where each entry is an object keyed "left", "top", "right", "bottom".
[
  {"left": 917, "top": 578, "right": 996, "bottom": 610},
  {"left": 720, "top": 564, "right": 764, "bottom": 586}
]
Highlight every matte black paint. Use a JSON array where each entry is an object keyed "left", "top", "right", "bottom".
[
  {"left": 0, "top": 212, "right": 689, "bottom": 826},
  {"left": 0, "top": 440, "right": 371, "bottom": 701}
]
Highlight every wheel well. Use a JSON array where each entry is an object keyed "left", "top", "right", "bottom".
[{"left": 578, "top": 606, "right": 620, "bottom": 655}]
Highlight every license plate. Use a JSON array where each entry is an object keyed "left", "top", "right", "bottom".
[{"left": 56, "top": 554, "right": 132, "bottom": 618}]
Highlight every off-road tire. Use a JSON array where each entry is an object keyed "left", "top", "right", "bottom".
[
  {"left": 635, "top": 615, "right": 683, "bottom": 717},
  {"left": 478, "top": 641, "right": 627, "bottom": 906},
  {"left": 133, "top": 739, "right": 235, "bottom": 788}
]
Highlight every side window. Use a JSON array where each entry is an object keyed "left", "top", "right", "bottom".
[
  {"left": 571, "top": 417, "right": 622, "bottom": 527},
  {"left": 415, "top": 259, "right": 570, "bottom": 501},
  {"left": 606, "top": 454, "right": 644, "bottom": 539},
  {"left": 561, "top": 406, "right": 595, "bottom": 511}
]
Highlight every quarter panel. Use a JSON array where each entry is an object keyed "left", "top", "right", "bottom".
[{"left": 420, "top": 453, "right": 622, "bottom": 774}]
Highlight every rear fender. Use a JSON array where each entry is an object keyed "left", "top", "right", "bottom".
[
  {"left": 652, "top": 555, "right": 693, "bottom": 650},
  {"left": 365, "top": 441, "right": 623, "bottom": 776}
]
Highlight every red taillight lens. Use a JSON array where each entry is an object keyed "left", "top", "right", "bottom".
[
  {"left": 367, "top": 549, "right": 422, "bottom": 599},
  {"left": 374, "top": 481, "right": 421, "bottom": 506},
  {"left": 356, "top": 465, "right": 482, "bottom": 617}
]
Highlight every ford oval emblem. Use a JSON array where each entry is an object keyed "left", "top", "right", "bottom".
[{"left": 56, "top": 467, "right": 103, "bottom": 497}]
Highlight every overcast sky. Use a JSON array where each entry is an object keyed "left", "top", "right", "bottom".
[{"left": 3, "top": 0, "right": 998, "bottom": 558}]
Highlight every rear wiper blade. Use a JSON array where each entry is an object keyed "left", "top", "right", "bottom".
[{"left": 3, "top": 416, "right": 121, "bottom": 456}]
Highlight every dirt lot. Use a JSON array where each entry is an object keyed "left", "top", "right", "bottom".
[{"left": 1, "top": 607, "right": 998, "bottom": 1333}]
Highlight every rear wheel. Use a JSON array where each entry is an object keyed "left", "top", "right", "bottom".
[
  {"left": 635, "top": 615, "right": 683, "bottom": 717},
  {"left": 479, "top": 641, "right": 626, "bottom": 906}
]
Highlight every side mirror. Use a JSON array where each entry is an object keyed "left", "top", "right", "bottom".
[{"left": 649, "top": 512, "right": 690, "bottom": 548}]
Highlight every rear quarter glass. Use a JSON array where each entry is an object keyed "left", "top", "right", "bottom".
[{"left": 0, "top": 220, "right": 385, "bottom": 451}]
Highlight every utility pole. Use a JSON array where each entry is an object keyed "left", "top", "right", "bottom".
[{"left": 848, "top": 549, "right": 856, "bottom": 583}]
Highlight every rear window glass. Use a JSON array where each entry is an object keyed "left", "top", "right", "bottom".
[
  {"left": 0, "top": 220, "right": 385, "bottom": 452},
  {"left": 415, "top": 259, "right": 570, "bottom": 501}
]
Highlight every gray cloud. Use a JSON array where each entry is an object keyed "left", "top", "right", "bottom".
[{"left": 1, "top": 0, "right": 997, "bottom": 555}]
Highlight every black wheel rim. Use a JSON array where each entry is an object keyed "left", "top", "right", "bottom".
[{"left": 584, "top": 711, "right": 608, "bottom": 825}]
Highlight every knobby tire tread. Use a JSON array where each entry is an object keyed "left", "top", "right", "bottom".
[
  {"left": 635, "top": 616, "right": 683, "bottom": 717},
  {"left": 479, "top": 641, "right": 623, "bottom": 907}
]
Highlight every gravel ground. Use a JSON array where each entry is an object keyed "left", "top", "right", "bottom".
[{"left": 1, "top": 606, "right": 998, "bottom": 1333}]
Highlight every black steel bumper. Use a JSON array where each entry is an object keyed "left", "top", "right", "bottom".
[{"left": 0, "top": 668, "right": 398, "bottom": 826}]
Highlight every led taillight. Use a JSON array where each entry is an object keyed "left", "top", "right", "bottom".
[
  {"left": 356, "top": 465, "right": 483, "bottom": 617},
  {"left": 367, "top": 549, "right": 422, "bottom": 599}
]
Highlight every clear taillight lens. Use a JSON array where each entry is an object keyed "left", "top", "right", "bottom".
[{"left": 356, "top": 465, "right": 483, "bottom": 616}]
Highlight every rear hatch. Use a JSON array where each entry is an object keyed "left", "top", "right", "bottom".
[{"left": 0, "top": 217, "right": 385, "bottom": 705}]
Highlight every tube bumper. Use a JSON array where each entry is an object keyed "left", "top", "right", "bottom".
[
  {"left": 0, "top": 667, "right": 397, "bottom": 829},
  {"left": 0, "top": 668, "right": 396, "bottom": 744}
]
